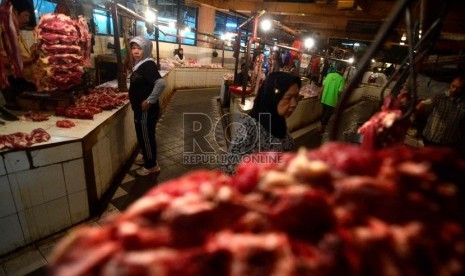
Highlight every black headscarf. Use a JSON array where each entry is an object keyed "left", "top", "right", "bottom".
[
  {"left": 12, "top": 0, "right": 32, "bottom": 13},
  {"left": 249, "top": 72, "right": 301, "bottom": 139}
]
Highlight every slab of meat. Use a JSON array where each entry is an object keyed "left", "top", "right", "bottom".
[
  {"left": 34, "top": 13, "right": 79, "bottom": 37},
  {"left": 37, "top": 44, "right": 82, "bottom": 56},
  {"left": 76, "top": 16, "right": 92, "bottom": 67},
  {"left": 49, "top": 143, "right": 465, "bottom": 275},
  {"left": 40, "top": 54, "right": 83, "bottom": 65},
  {"left": 33, "top": 13, "right": 91, "bottom": 92},
  {"left": 24, "top": 111, "right": 50, "bottom": 122},
  {"left": 358, "top": 93, "right": 411, "bottom": 150},
  {"left": 0, "top": 0, "right": 23, "bottom": 87},
  {"left": 55, "top": 87, "right": 127, "bottom": 120},
  {"left": 0, "top": 128, "right": 50, "bottom": 150},
  {"left": 56, "top": 120, "right": 75, "bottom": 128}
]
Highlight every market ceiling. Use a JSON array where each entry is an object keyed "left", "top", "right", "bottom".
[{"left": 186, "top": 0, "right": 465, "bottom": 47}]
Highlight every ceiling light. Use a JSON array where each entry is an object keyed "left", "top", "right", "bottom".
[
  {"left": 304, "top": 37, "right": 315, "bottom": 48},
  {"left": 401, "top": 33, "right": 407, "bottom": 41},
  {"left": 371, "top": 59, "right": 376, "bottom": 63},
  {"left": 261, "top": 19, "right": 272, "bottom": 32},
  {"left": 348, "top": 57, "right": 354, "bottom": 64}
]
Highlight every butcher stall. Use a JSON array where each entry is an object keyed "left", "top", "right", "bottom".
[
  {"left": 0, "top": 10, "right": 140, "bottom": 255},
  {"left": 0, "top": 82, "right": 139, "bottom": 256}
]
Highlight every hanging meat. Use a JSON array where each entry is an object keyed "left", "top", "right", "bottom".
[
  {"left": 33, "top": 13, "right": 91, "bottom": 92},
  {"left": 0, "top": 0, "right": 23, "bottom": 88},
  {"left": 49, "top": 143, "right": 465, "bottom": 275},
  {"left": 358, "top": 91, "right": 412, "bottom": 150}
]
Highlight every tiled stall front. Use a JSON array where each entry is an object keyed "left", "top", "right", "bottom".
[{"left": 0, "top": 141, "right": 87, "bottom": 256}]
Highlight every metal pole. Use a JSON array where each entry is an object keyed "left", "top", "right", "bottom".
[
  {"left": 233, "top": 30, "right": 242, "bottom": 83},
  {"left": 222, "top": 42, "right": 225, "bottom": 67},
  {"left": 242, "top": 16, "right": 259, "bottom": 105},
  {"left": 177, "top": 0, "right": 181, "bottom": 48},
  {"left": 115, "top": 3, "right": 165, "bottom": 35},
  {"left": 111, "top": 2, "right": 128, "bottom": 91},
  {"left": 155, "top": 0, "right": 160, "bottom": 70}
]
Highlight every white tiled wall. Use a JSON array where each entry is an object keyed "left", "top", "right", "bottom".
[
  {"left": 9, "top": 164, "right": 67, "bottom": 211},
  {"left": 0, "top": 176, "right": 16, "bottom": 218},
  {"left": 0, "top": 156, "right": 6, "bottom": 176},
  {"left": 4, "top": 151, "right": 30, "bottom": 174},
  {"left": 93, "top": 135, "right": 112, "bottom": 200},
  {"left": 18, "top": 196, "right": 71, "bottom": 243},
  {"left": 63, "top": 159, "right": 86, "bottom": 194},
  {"left": 68, "top": 190, "right": 89, "bottom": 225},
  {"left": 31, "top": 141, "right": 83, "bottom": 167},
  {"left": 173, "top": 68, "right": 232, "bottom": 89},
  {"left": 90, "top": 104, "right": 136, "bottom": 200},
  {"left": 0, "top": 214, "right": 26, "bottom": 255}
]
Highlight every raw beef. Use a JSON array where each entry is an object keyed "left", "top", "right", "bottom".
[
  {"left": 33, "top": 13, "right": 92, "bottom": 92},
  {"left": 24, "top": 111, "right": 50, "bottom": 122},
  {"left": 49, "top": 143, "right": 465, "bottom": 275},
  {"left": 55, "top": 87, "right": 127, "bottom": 120},
  {"left": 0, "top": 0, "right": 23, "bottom": 87},
  {"left": 0, "top": 128, "right": 50, "bottom": 150},
  {"left": 358, "top": 93, "right": 411, "bottom": 150},
  {"left": 56, "top": 120, "right": 75, "bottom": 128}
]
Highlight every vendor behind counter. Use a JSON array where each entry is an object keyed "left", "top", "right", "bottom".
[{"left": 0, "top": 0, "right": 36, "bottom": 110}]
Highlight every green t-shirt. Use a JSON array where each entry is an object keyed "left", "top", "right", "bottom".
[{"left": 321, "top": 72, "right": 345, "bottom": 107}]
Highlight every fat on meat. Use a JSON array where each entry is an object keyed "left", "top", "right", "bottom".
[{"left": 49, "top": 143, "right": 465, "bottom": 275}]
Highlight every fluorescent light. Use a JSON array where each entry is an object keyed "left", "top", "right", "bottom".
[{"left": 145, "top": 9, "right": 156, "bottom": 23}]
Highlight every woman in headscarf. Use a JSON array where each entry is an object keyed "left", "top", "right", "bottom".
[
  {"left": 174, "top": 48, "right": 185, "bottom": 65},
  {"left": 129, "top": 36, "right": 166, "bottom": 176},
  {"left": 223, "top": 72, "right": 302, "bottom": 174}
]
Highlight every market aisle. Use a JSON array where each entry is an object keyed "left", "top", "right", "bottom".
[{"left": 110, "top": 87, "right": 227, "bottom": 211}]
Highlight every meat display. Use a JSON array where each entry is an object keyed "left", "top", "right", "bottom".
[
  {"left": 33, "top": 13, "right": 92, "bottom": 92},
  {"left": 24, "top": 111, "right": 51, "bottom": 122},
  {"left": 55, "top": 87, "right": 128, "bottom": 120},
  {"left": 56, "top": 120, "right": 75, "bottom": 128},
  {"left": 0, "top": 128, "right": 51, "bottom": 150},
  {"left": 0, "top": 0, "right": 23, "bottom": 87},
  {"left": 49, "top": 143, "right": 465, "bottom": 275}
]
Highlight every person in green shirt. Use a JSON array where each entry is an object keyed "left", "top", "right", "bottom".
[{"left": 318, "top": 64, "right": 346, "bottom": 133}]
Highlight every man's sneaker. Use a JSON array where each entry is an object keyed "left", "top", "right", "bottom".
[
  {"left": 135, "top": 153, "right": 144, "bottom": 165},
  {"left": 135, "top": 165, "right": 161, "bottom": 176}
]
